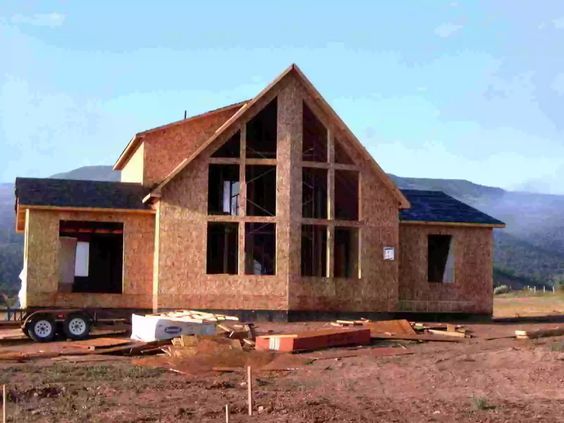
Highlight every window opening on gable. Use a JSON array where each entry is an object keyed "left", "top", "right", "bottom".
[
  {"left": 245, "top": 223, "right": 276, "bottom": 275},
  {"left": 246, "top": 165, "right": 276, "bottom": 216},
  {"left": 335, "top": 170, "right": 359, "bottom": 221},
  {"left": 301, "top": 224, "right": 327, "bottom": 277},
  {"left": 302, "top": 102, "right": 328, "bottom": 162},
  {"left": 58, "top": 221, "right": 123, "bottom": 294},
  {"left": 334, "top": 227, "right": 359, "bottom": 278},
  {"left": 334, "top": 138, "right": 354, "bottom": 164},
  {"left": 206, "top": 222, "right": 238, "bottom": 274},
  {"left": 428, "top": 235, "right": 455, "bottom": 283},
  {"left": 302, "top": 167, "right": 328, "bottom": 219},
  {"left": 208, "top": 164, "right": 240, "bottom": 215},
  {"left": 211, "top": 131, "right": 240, "bottom": 158},
  {"left": 246, "top": 98, "right": 277, "bottom": 159}
]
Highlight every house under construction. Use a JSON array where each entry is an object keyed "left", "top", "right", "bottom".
[{"left": 14, "top": 64, "right": 504, "bottom": 320}]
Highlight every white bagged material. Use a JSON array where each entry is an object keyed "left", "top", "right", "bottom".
[{"left": 130, "top": 313, "right": 217, "bottom": 342}]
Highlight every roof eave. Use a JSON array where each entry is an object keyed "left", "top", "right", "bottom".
[
  {"left": 400, "top": 220, "right": 505, "bottom": 228},
  {"left": 113, "top": 134, "right": 142, "bottom": 171}
]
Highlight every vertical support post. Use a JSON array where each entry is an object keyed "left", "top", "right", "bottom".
[
  {"left": 239, "top": 126, "right": 247, "bottom": 275},
  {"left": 327, "top": 130, "right": 335, "bottom": 278},
  {"left": 2, "top": 384, "right": 6, "bottom": 423},
  {"left": 225, "top": 404, "right": 230, "bottom": 423},
  {"left": 247, "top": 365, "right": 253, "bottom": 416}
]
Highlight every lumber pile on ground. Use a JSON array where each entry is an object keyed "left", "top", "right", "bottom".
[
  {"left": 515, "top": 326, "right": 564, "bottom": 340},
  {"left": 255, "top": 327, "right": 371, "bottom": 352},
  {"left": 331, "top": 319, "right": 471, "bottom": 341}
]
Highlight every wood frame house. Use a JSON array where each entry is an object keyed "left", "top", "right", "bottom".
[{"left": 15, "top": 65, "right": 504, "bottom": 319}]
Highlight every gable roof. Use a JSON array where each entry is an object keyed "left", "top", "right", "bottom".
[
  {"left": 148, "top": 64, "right": 410, "bottom": 209},
  {"left": 113, "top": 100, "right": 248, "bottom": 171},
  {"left": 15, "top": 177, "right": 152, "bottom": 211},
  {"left": 399, "top": 189, "right": 505, "bottom": 227}
]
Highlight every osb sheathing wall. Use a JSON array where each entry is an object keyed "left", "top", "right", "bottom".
[
  {"left": 121, "top": 141, "right": 144, "bottom": 183},
  {"left": 398, "top": 224, "right": 493, "bottom": 314},
  {"left": 141, "top": 107, "right": 242, "bottom": 187},
  {"left": 155, "top": 73, "right": 400, "bottom": 313},
  {"left": 286, "top": 79, "right": 399, "bottom": 313},
  {"left": 24, "top": 209, "right": 155, "bottom": 309},
  {"left": 155, "top": 80, "right": 290, "bottom": 311}
]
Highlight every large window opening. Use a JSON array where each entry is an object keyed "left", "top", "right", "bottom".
[
  {"left": 206, "top": 222, "right": 238, "bottom": 274},
  {"left": 211, "top": 131, "right": 240, "bottom": 158},
  {"left": 246, "top": 165, "right": 276, "bottom": 216},
  {"left": 334, "top": 138, "right": 354, "bottom": 164},
  {"left": 58, "top": 221, "right": 123, "bottom": 294},
  {"left": 301, "top": 225, "right": 327, "bottom": 277},
  {"left": 208, "top": 164, "right": 240, "bottom": 215},
  {"left": 245, "top": 223, "right": 276, "bottom": 275},
  {"left": 302, "top": 102, "right": 327, "bottom": 162},
  {"left": 334, "top": 227, "right": 359, "bottom": 278},
  {"left": 302, "top": 167, "right": 328, "bottom": 219},
  {"left": 428, "top": 235, "right": 455, "bottom": 283},
  {"left": 335, "top": 170, "right": 359, "bottom": 221},
  {"left": 246, "top": 98, "right": 277, "bottom": 159}
]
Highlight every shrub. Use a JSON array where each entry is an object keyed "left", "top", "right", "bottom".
[
  {"left": 554, "top": 280, "right": 564, "bottom": 292},
  {"left": 493, "top": 285, "right": 510, "bottom": 295},
  {"left": 471, "top": 396, "right": 493, "bottom": 411}
]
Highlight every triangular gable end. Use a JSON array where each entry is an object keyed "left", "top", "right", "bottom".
[{"left": 148, "top": 64, "right": 410, "bottom": 209}]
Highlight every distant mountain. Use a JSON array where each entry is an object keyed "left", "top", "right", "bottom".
[
  {"left": 50, "top": 165, "right": 120, "bottom": 182},
  {"left": 0, "top": 167, "right": 563, "bottom": 297}
]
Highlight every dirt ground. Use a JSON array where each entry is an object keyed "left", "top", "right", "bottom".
[{"left": 0, "top": 319, "right": 563, "bottom": 423}]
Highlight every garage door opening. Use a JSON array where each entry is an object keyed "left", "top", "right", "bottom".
[{"left": 59, "top": 221, "right": 123, "bottom": 294}]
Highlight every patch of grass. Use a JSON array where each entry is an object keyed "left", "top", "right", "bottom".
[
  {"left": 550, "top": 341, "right": 564, "bottom": 352},
  {"left": 470, "top": 396, "right": 494, "bottom": 411},
  {"left": 41, "top": 363, "right": 166, "bottom": 383}
]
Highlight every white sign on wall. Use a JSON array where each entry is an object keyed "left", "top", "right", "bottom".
[{"left": 383, "top": 246, "right": 395, "bottom": 261}]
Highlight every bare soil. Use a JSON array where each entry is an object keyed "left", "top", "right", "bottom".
[{"left": 1, "top": 319, "right": 563, "bottom": 422}]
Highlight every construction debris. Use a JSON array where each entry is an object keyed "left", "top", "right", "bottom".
[
  {"left": 331, "top": 319, "right": 471, "bottom": 341},
  {"left": 515, "top": 326, "right": 564, "bottom": 340},
  {"left": 255, "top": 327, "right": 371, "bottom": 352},
  {"left": 131, "top": 310, "right": 239, "bottom": 342}
]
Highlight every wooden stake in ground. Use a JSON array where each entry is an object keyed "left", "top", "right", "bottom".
[
  {"left": 225, "top": 404, "right": 229, "bottom": 423},
  {"left": 2, "top": 384, "right": 6, "bottom": 423},
  {"left": 247, "top": 365, "right": 253, "bottom": 416}
]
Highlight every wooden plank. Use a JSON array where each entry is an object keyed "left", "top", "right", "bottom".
[
  {"left": 428, "top": 329, "right": 468, "bottom": 338},
  {"left": 370, "top": 333, "right": 464, "bottom": 342},
  {"left": 515, "top": 326, "right": 564, "bottom": 339}
]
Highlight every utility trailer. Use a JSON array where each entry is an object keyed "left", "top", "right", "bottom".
[{"left": 1, "top": 307, "right": 130, "bottom": 342}]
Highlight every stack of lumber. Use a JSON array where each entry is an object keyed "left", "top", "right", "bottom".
[
  {"left": 255, "top": 327, "right": 371, "bottom": 352},
  {"left": 331, "top": 319, "right": 469, "bottom": 342},
  {"left": 515, "top": 326, "right": 564, "bottom": 340},
  {"left": 143, "top": 310, "right": 239, "bottom": 323}
]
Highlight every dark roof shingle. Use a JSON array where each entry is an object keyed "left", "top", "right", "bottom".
[
  {"left": 400, "top": 189, "right": 504, "bottom": 226},
  {"left": 15, "top": 178, "right": 151, "bottom": 211}
]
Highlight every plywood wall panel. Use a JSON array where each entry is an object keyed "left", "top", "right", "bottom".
[
  {"left": 24, "top": 209, "right": 154, "bottom": 309},
  {"left": 398, "top": 224, "right": 493, "bottom": 314},
  {"left": 121, "top": 142, "right": 144, "bottom": 183},
  {"left": 155, "top": 82, "right": 292, "bottom": 311},
  {"left": 142, "top": 107, "right": 242, "bottom": 186}
]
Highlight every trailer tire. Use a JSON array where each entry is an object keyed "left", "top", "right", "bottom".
[
  {"left": 28, "top": 314, "right": 56, "bottom": 342},
  {"left": 63, "top": 312, "right": 91, "bottom": 340}
]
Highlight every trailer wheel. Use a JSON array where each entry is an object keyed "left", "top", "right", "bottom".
[
  {"left": 28, "top": 314, "right": 56, "bottom": 342},
  {"left": 63, "top": 313, "right": 91, "bottom": 340}
]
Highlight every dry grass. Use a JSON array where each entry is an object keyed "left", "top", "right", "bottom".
[{"left": 493, "top": 291, "right": 564, "bottom": 318}]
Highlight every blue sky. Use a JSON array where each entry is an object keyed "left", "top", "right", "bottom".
[{"left": 1, "top": 1, "right": 564, "bottom": 194}]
